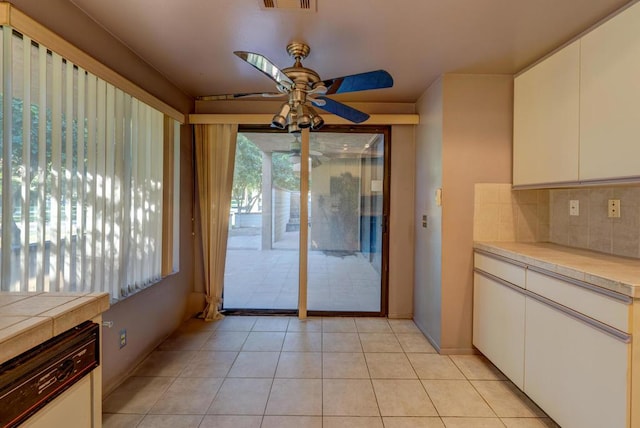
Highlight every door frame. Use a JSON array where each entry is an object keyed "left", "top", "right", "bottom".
[{"left": 223, "top": 125, "right": 391, "bottom": 317}]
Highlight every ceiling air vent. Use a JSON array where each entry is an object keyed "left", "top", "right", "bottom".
[{"left": 261, "top": 0, "right": 316, "bottom": 11}]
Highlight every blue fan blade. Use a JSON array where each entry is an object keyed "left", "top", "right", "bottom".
[
  {"left": 234, "top": 51, "right": 294, "bottom": 89},
  {"left": 316, "top": 97, "right": 370, "bottom": 123},
  {"left": 321, "top": 70, "right": 393, "bottom": 95}
]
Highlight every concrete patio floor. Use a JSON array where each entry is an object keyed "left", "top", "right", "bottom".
[{"left": 223, "top": 228, "right": 381, "bottom": 312}]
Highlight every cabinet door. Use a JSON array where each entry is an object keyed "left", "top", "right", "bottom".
[
  {"left": 473, "top": 272, "right": 525, "bottom": 389},
  {"left": 580, "top": 2, "right": 640, "bottom": 181},
  {"left": 513, "top": 40, "right": 580, "bottom": 186},
  {"left": 525, "top": 297, "right": 629, "bottom": 428}
]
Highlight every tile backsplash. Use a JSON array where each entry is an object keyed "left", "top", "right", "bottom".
[
  {"left": 474, "top": 183, "right": 640, "bottom": 259},
  {"left": 549, "top": 186, "right": 640, "bottom": 258},
  {"left": 474, "top": 183, "right": 549, "bottom": 242}
]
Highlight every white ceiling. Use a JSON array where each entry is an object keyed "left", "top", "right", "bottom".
[{"left": 69, "top": 0, "right": 631, "bottom": 103}]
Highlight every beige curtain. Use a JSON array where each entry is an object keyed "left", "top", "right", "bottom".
[{"left": 194, "top": 124, "right": 238, "bottom": 321}]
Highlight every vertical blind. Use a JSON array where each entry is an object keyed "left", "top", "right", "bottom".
[{"left": 0, "top": 27, "right": 170, "bottom": 301}]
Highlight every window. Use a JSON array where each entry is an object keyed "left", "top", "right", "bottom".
[{"left": 0, "top": 26, "right": 178, "bottom": 301}]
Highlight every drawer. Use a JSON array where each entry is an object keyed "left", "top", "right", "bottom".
[
  {"left": 474, "top": 252, "right": 525, "bottom": 289},
  {"left": 526, "top": 269, "right": 631, "bottom": 333}
]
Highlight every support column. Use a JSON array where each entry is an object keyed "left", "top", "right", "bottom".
[{"left": 261, "top": 151, "right": 273, "bottom": 250}]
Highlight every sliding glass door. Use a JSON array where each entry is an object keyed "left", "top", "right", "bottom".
[{"left": 223, "top": 127, "right": 389, "bottom": 315}]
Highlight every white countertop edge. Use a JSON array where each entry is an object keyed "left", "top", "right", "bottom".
[{"left": 474, "top": 242, "right": 640, "bottom": 299}]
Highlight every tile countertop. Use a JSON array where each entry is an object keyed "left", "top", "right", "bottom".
[
  {"left": 0, "top": 292, "right": 110, "bottom": 364},
  {"left": 474, "top": 242, "right": 640, "bottom": 299}
]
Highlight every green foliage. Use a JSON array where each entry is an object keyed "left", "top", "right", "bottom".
[
  {"left": 232, "top": 135, "right": 263, "bottom": 213},
  {"left": 272, "top": 152, "right": 299, "bottom": 191}
]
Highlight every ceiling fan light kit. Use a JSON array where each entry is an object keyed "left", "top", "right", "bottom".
[{"left": 198, "top": 42, "right": 394, "bottom": 133}]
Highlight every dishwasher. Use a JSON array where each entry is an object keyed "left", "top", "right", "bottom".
[{"left": 0, "top": 321, "right": 100, "bottom": 427}]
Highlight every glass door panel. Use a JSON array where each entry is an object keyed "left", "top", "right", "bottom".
[
  {"left": 307, "top": 131, "right": 386, "bottom": 313},
  {"left": 223, "top": 132, "right": 300, "bottom": 310}
]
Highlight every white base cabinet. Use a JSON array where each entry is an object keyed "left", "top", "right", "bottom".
[
  {"left": 525, "top": 297, "right": 629, "bottom": 428},
  {"left": 473, "top": 272, "right": 525, "bottom": 389},
  {"left": 473, "top": 250, "right": 635, "bottom": 428}
]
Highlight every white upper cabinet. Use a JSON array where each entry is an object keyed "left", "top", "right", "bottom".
[
  {"left": 580, "top": 2, "right": 640, "bottom": 181},
  {"left": 513, "top": 41, "right": 580, "bottom": 186}
]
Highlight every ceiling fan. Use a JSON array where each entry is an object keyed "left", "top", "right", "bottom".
[{"left": 197, "top": 42, "right": 394, "bottom": 133}]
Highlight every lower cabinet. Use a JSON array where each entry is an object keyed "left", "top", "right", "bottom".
[
  {"left": 525, "top": 297, "right": 629, "bottom": 428},
  {"left": 473, "top": 272, "right": 525, "bottom": 389},
  {"left": 473, "top": 251, "right": 634, "bottom": 428}
]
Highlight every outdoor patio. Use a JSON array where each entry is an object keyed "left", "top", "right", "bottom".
[{"left": 223, "top": 229, "right": 381, "bottom": 312}]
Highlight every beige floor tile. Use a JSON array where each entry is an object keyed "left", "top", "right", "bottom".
[
  {"left": 450, "top": 355, "right": 507, "bottom": 380},
  {"left": 323, "top": 416, "right": 384, "bottom": 428},
  {"left": 323, "top": 332, "right": 363, "bottom": 352},
  {"left": 265, "top": 378, "right": 323, "bottom": 415},
  {"left": 441, "top": 417, "right": 504, "bottom": 427},
  {"left": 382, "top": 417, "right": 446, "bottom": 428},
  {"left": 275, "top": 352, "right": 322, "bottom": 378},
  {"left": 149, "top": 377, "right": 223, "bottom": 414},
  {"left": 501, "top": 418, "right": 559, "bottom": 427},
  {"left": 388, "top": 319, "right": 421, "bottom": 333},
  {"left": 102, "top": 413, "right": 144, "bottom": 428},
  {"left": 282, "top": 332, "right": 322, "bottom": 352},
  {"left": 262, "top": 416, "right": 322, "bottom": 428},
  {"left": 241, "top": 331, "right": 285, "bottom": 351},
  {"left": 360, "top": 333, "right": 403, "bottom": 352},
  {"left": 366, "top": 353, "right": 417, "bottom": 379},
  {"left": 136, "top": 414, "right": 203, "bottom": 428},
  {"left": 287, "top": 317, "right": 322, "bottom": 332},
  {"left": 252, "top": 316, "right": 291, "bottom": 331},
  {"left": 207, "top": 378, "right": 272, "bottom": 415},
  {"left": 176, "top": 318, "right": 219, "bottom": 334},
  {"left": 323, "top": 317, "right": 357, "bottom": 332},
  {"left": 372, "top": 379, "right": 437, "bottom": 416},
  {"left": 323, "top": 352, "right": 370, "bottom": 378},
  {"left": 355, "top": 318, "right": 392, "bottom": 333},
  {"left": 201, "top": 331, "right": 249, "bottom": 351},
  {"left": 396, "top": 333, "right": 437, "bottom": 353},
  {"left": 159, "top": 330, "right": 213, "bottom": 351},
  {"left": 133, "top": 350, "right": 196, "bottom": 377},
  {"left": 227, "top": 351, "right": 280, "bottom": 377},
  {"left": 408, "top": 354, "right": 465, "bottom": 380},
  {"left": 472, "top": 381, "right": 545, "bottom": 417},
  {"left": 103, "top": 376, "right": 174, "bottom": 414},
  {"left": 199, "top": 415, "right": 262, "bottom": 428},
  {"left": 422, "top": 380, "right": 496, "bottom": 417},
  {"left": 323, "top": 379, "right": 380, "bottom": 416},
  {"left": 180, "top": 350, "right": 237, "bottom": 378},
  {"left": 215, "top": 316, "right": 257, "bottom": 331}
]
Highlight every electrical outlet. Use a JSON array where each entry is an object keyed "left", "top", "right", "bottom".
[
  {"left": 608, "top": 199, "right": 621, "bottom": 218},
  {"left": 569, "top": 200, "right": 579, "bottom": 216},
  {"left": 119, "top": 329, "right": 127, "bottom": 348}
]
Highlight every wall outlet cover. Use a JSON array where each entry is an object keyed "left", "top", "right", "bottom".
[
  {"left": 119, "top": 329, "right": 127, "bottom": 348},
  {"left": 608, "top": 199, "right": 621, "bottom": 218}
]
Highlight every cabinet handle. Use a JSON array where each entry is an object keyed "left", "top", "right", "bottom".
[
  {"left": 528, "top": 265, "right": 632, "bottom": 304},
  {"left": 474, "top": 269, "right": 526, "bottom": 295}
]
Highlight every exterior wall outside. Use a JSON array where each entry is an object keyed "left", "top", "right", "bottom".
[
  {"left": 7, "top": 0, "right": 196, "bottom": 394},
  {"left": 273, "top": 188, "right": 292, "bottom": 243}
]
